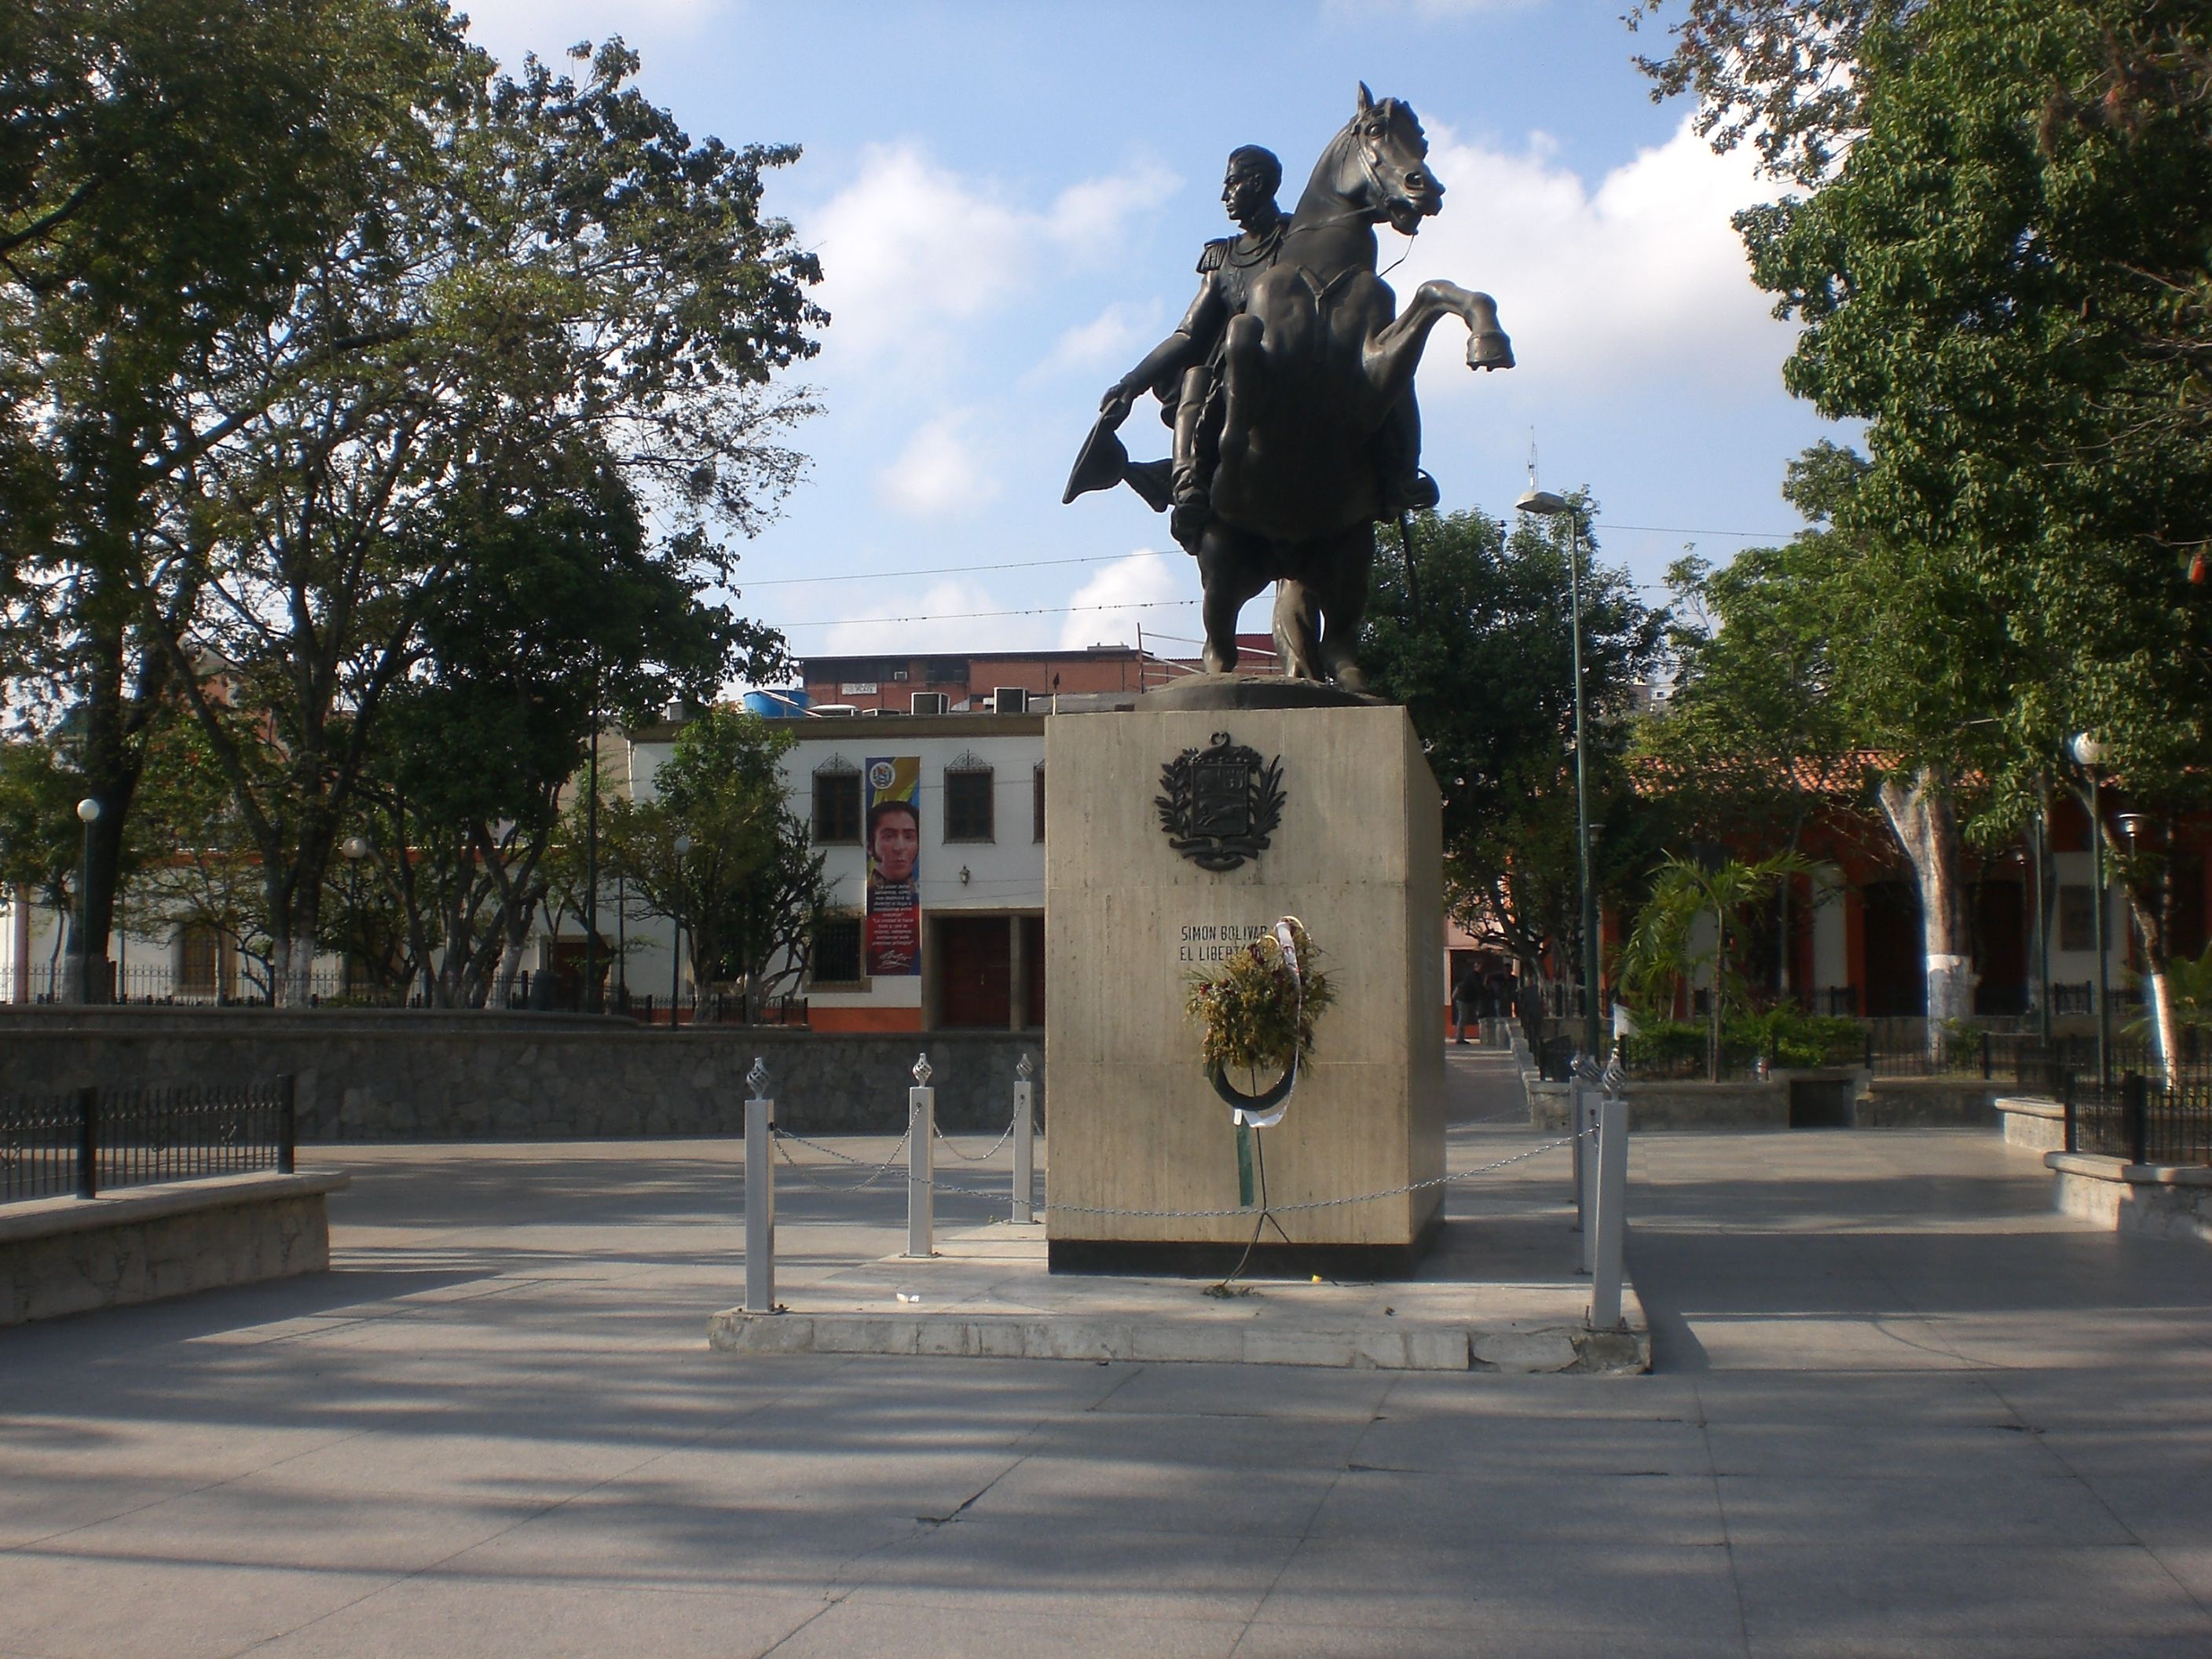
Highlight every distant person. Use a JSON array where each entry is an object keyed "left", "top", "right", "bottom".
[{"left": 1451, "top": 961, "right": 1479, "bottom": 1046}]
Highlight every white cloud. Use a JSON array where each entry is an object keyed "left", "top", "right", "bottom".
[
  {"left": 875, "top": 414, "right": 1000, "bottom": 518},
  {"left": 1376, "top": 115, "right": 1785, "bottom": 401},
  {"left": 807, "top": 145, "right": 1178, "bottom": 373},
  {"left": 1033, "top": 299, "right": 1165, "bottom": 382},
  {"left": 1057, "top": 549, "right": 1187, "bottom": 650}
]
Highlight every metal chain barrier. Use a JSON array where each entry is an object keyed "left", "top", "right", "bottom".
[
  {"left": 768, "top": 1122, "right": 1588, "bottom": 1220},
  {"left": 930, "top": 1111, "right": 1020, "bottom": 1163},
  {"left": 771, "top": 1125, "right": 912, "bottom": 1192}
]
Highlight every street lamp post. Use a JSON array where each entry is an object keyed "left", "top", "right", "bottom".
[
  {"left": 1516, "top": 486, "right": 1602, "bottom": 1061},
  {"left": 2069, "top": 735, "right": 2112, "bottom": 1090},
  {"left": 671, "top": 833, "right": 692, "bottom": 1031},
  {"left": 75, "top": 797, "right": 101, "bottom": 1005},
  {"left": 342, "top": 836, "right": 370, "bottom": 995},
  {"left": 2032, "top": 797, "right": 2053, "bottom": 1047},
  {"left": 584, "top": 664, "right": 600, "bottom": 1016}
]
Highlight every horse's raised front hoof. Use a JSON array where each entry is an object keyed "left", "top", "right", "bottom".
[
  {"left": 1467, "top": 329, "right": 1514, "bottom": 372},
  {"left": 1328, "top": 655, "right": 1368, "bottom": 691}
]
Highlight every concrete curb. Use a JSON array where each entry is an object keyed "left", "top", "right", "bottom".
[
  {"left": 706, "top": 1299, "right": 1650, "bottom": 1375},
  {"left": 2045, "top": 1149, "right": 2212, "bottom": 1245}
]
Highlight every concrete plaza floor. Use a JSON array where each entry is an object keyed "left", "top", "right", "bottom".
[{"left": 2, "top": 1048, "right": 2210, "bottom": 1657}]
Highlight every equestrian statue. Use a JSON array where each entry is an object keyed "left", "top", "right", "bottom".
[{"left": 1064, "top": 85, "right": 1512, "bottom": 687}]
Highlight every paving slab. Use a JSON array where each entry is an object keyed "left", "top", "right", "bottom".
[{"left": 5, "top": 1047, "right": 2211, "bottom": 1657}]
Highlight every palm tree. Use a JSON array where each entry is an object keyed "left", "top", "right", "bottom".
[{"left": 1621, "top": 851, "right": 1813, "bottom": 1081}]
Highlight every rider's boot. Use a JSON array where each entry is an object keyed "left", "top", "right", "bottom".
[{"left": 1168, "top": 366, "right": 1217, "bottom": 551}]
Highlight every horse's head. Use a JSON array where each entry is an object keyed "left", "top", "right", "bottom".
[{"left": 1343, "top": 82, "right": 1442, "bottom": 235}]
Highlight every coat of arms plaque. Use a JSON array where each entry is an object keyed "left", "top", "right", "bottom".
[{"left": 1155, "top": 731, "right": 1286, "bottom": 872}]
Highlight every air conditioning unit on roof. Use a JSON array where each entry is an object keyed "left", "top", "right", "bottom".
[
  {"left": 813, "top": 704, "right": 857, "bottom": 718},
  {"left": 910, "top": 691, "right": 950, "bottom": 716},
  {"left": 991, "top": 687, "right": 1028, "bottom": 713}
]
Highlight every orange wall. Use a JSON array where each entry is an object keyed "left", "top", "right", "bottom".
[{"left": 809, "top": 1005, "right": 926, "bottom": 1034}]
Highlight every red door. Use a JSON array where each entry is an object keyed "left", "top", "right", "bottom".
[{"left": 938, "top": 917, "right": 1012, "bottom": 1028}]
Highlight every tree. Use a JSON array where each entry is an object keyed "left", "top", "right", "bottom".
[
  {"left": 1625, "top": 1, "right": 1914, "bottom": 185},
  {"left": 147, "top": 36, "right": 820, "bottom": 1002},
  {"left": 1639, "top": 526, "right": 1878, "bottom": 996},
  {"left": 352, "top": 451, "right": 753, "bottom": 1008},
  {"left": 1727, "top": 2, "right": 2212, "bottom": 1068},
  {"left": 0, "top": 740, "right": 86, "bottom": 994},
  {"left": 604, "top": 709, "right": 829, "bottom": 1020},
  {"left": 119, "top": 715, "right": 278, "bottom": 998},
  {"left": 1361, "top": 504, "right": 1667, "bottom": 998},
  {"left": 1620, "top": 851, "right": 1813, "bottom": 1080},
  {"left": 1, "top": 0, "right": 473, "bottom": 1000}
]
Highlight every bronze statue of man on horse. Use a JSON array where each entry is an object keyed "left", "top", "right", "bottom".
[{"left": 1064, "top": 85, "right": 1512, "bottom": 687}]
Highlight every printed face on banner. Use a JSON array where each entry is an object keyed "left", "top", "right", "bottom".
[{"left": 865, "top": 756, "right": 921, "bottom": 976}]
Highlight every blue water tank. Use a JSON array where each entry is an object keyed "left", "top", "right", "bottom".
[{"left": 742, "top": 688, "right": 809, "bottom": 718}]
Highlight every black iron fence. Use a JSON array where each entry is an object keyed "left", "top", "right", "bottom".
[
  {"left": 2064, "top": 1071, "right": 2212, "bottom": 1166},
  {"left": 0, "top": 1078, "right": 296, "bottom": 1205}
]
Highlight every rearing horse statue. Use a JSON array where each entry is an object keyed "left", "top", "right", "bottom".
[{"left": 1068, "top": 86, "right": 1512, "bottom": 687}]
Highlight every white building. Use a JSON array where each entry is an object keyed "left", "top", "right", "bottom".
[{"left": 618, "top": 706, "right": 1047, "bottom": 1033}]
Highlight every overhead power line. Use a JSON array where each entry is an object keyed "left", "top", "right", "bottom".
[
  {"left": 780, "top": 597, "right": 1198, "bottom": 630},
  {"left": 740, "top": 522, "right": 1794, "bottom": 594}
]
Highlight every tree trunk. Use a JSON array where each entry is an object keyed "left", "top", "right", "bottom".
[
  {"left": 274, "top": 932, "right": 318, "bottom": 1007},
  {"left": 493, "top": 937, "right": 526, "bottom": 1008},
  {"left": 1876, "top": 769, "right": 1970, "bottom": 1057},
  {"left": 2120, "top": 844, "right": 2181, "bottom": 1085}
]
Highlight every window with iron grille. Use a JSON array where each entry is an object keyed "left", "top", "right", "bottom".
[
  {"left": 1033, "top": 764, "right": 1046, "bottom": 843},
  {"left": 176, "top": 927, "right": 220, "bottom": 997},
  {"left": 944, "top": 767, "right": 995, "bottom": 841},
  {"left": 811, "top": 915, "right": 863, "bottom": 985},
  {"left": 813, "top": 767, "right": 861, "bottom": 844}
]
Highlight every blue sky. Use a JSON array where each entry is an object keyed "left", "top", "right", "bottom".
[{"left": 457, "top": 0, "right": 1846, "bottom": 672}]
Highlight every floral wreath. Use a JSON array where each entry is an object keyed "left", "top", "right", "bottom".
[{"left": 1183, "top": 917, "right": 1335, "bottom": 1126}]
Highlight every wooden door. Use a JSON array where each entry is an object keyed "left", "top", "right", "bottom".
[{"left": 938, "top": 916, "right": 1012, "bottom": 1028}]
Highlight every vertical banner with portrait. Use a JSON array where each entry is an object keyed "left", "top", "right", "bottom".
[{"left": 864, "top": 756, "right": 922, "bottom": 976}]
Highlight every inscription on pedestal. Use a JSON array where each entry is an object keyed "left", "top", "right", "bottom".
[{"left": 1174, "top": 920, "right": 1273, "bottom": 966}]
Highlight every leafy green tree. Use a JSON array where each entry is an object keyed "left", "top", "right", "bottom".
[
  {"left": 148, "top": 36, "right": 819, "bottom": 1002},
  {"left": 604, "top": 709, "right": 829, "bottom": 1020},
  {"left": 1625, "top": 1, "right": 1907, "bottom": 185},
  {"left": 119, "top": 716, "right": 278, "bottom": 998},
  {"left": 2, "top": 0, "right": 472, "bottom": 1000},
  {"left": 352, "top": 453, "right": 752, "bottom": 1008},
  {"left": 1639, "top": 2, "right": 2212, "bottom": 1065},
  {"left": 1362, "top": 504, "right": 1667, "bottom": 999},
  {"left": 0, "top": 740, "right": 86, "bottom": 992}
]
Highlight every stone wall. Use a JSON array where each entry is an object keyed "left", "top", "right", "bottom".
[
  {"left": 1, "top": 1171, "right": 342, "bottom": 1324},
  {"left": 1998, "top": 1096, "right": 2067, "bottom": 1151},
  {"left": 1525, "top": 1069, "right": 2001, "bottom": 1132},
  {"left": 2045, "top": 1151, "right": 2212, "bottom": 1245},
  {"left": 0, "top": 1009, "right": 1042, "bottom": 1140}
]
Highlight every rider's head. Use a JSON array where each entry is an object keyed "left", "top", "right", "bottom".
[{"left": 1222, "top": 147, "right": 1283, "bottom": 229}]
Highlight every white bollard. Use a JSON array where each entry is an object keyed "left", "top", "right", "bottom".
[
  {"left": 1569, "top": 1078, "right": 1586, "bottom": 1236},
  {"left": 743, "top": 1057, "right": 775, "bottom": 1314},
  {"left": 906, "top": 1053, "right": 935, "bottom": 1258},
  {"left": 1589, "top": 1092, "right": 1629, "bottom": 1330},
  {"left": 1577, "top": 1086, "right": 1601, "bottom": 1274},
  {"left": 1012, "top": 1053, "right": 1036, "bottom": 1225}
]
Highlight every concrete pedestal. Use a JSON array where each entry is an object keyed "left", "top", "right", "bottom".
[{"left": 1043, "top": 695, "right": 1445, "bottom": 1276}]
